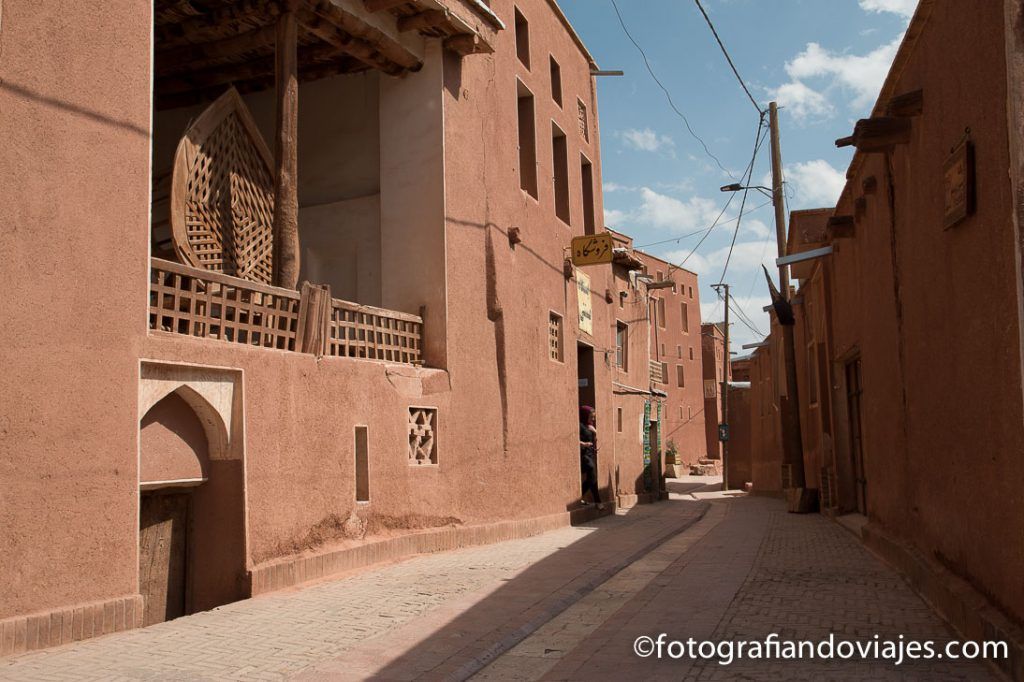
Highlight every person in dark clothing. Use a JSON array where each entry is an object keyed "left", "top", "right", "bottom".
[{"left": 578, "top": 405, "right": 605, "bottom": 509}]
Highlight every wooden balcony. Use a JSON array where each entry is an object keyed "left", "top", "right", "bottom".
[
  {"left": 149, "top": 258, "right": 423, "bottom": 365},
  {"left": 649, "top": 360, "right": 667, "bottom": 384}
]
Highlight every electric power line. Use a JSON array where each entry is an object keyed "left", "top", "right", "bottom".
[
  {"left": 632, "top": 197, "right": 772, "bottom": 250},
  {"left": 693, "top": 0, "right": 764, "bottom": 116},
  {"left": 609, "top": 0, "right": 737, "bottom": 180},
  {"left": 717, "top": 114, "right": 767, "bottom": 285}
]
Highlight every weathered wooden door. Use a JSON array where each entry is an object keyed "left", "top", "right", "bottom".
[
  {"left": 845, "top": 357, "right": 867, "bottom": 515},
  {"left": 139, "top": 492, "right": 189, "bottom": 626}
]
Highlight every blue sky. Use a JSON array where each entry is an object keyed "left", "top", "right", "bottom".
[{"left": 559, "top": 0, "right": 915, "bottom": 348}]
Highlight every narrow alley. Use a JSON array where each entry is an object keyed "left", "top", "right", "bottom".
[{"left": 0, "top": 488, "right": 995, "bottom": 681}]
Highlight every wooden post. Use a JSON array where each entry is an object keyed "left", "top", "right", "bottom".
[
  {"left": 272, "top": 5, "right": 301, "bottom": 289},
  {"left": 769, "top": 101, "right": 808, "bottom": 499}
]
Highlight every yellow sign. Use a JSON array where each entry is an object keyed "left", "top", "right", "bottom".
[
  {"left": 571, "top": 234, "right": 614, "bottom": 266},
  {"left": 576, "top": 270, "right": 593, "bottom": 335}
]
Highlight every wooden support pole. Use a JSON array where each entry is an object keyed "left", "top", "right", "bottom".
[
  {"left": 769, "top": 101, "right": 808, "bottom": 500},
  {"left": 272, "top": 6, "right": 301, "bottom": 290}
]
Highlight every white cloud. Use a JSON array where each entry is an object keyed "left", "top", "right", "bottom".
[
  {"left": 743, "top": 218, "right": 772, "bottom": 239},
  {"left": 784, "top": 159, "right": 847, "bottom": 208},
  {"left": 771, "top": 80, "right": 835, "bottom": 121},
  {"left": 604, "top": 207, "right": 629, "bottom": 228},
  {"left": 858, "top": 0, "right": 917, "bottom": 18},
  {"left": 634, "top": 188, "right": 721, "bottom": 232},
  {"left": 769, "top": 34, "right": 904, "bottom": 121},
  {"left": 603, "top": 181, "right": 638, "bottom": 193},
  {"left": 619, "top": 128, "right": 675, "bottom": 154}
]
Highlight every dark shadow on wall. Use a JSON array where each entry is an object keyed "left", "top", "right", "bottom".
[{"left": 1, "top": 80, "right": 150, "bottom": 137}]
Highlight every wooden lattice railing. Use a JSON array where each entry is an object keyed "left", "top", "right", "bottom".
[
  {"left": 149, "top": 258, "right": 423, "bottom": 365},
  {"left": 649, "top": 359, "right": 667, "bottom": 384}
]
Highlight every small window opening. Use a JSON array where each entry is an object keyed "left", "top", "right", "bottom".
[
  {"left": 552, "top": 123, "right": 570, "bottom": 224},
  {"left": 517, "top": 81, "right": 538, "bottom": 198},
  {"left": 549, "top": 56, "right": 562, "bottom": 106},
  {"left": 514, "top": 8, "right": 530, "bottom": 69},
  {"left": 355, "top": 426, "right": 369, "bottom": 502}
]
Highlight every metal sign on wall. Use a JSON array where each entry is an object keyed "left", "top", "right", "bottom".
[
  {"left": 576, "top": 270, "right": 593, "bottom": 335},
  {"left": 571, "top": 234, "right": 614, "bottom": 266}
]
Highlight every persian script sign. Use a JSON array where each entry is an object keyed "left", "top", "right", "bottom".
[
  {"left": 943, "top": 139, "right": 974, "bottom": 229},
  {"left": 571, "top": 234, "right": 614, "bottom": 266},
  {"left": 576, "top": 270, "right": 593, "bottom": 335}
]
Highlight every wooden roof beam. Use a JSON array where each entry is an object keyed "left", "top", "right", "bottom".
[
  {"left": 886, "top": 89, "right": 923, "bottom": 118},
  {"left": 155, "top": 24, "right": 278, "bottom": 78},
  {"left": 444, "top": 32, "right": 492, "bottom": 56},
  {"left": 827, "top": 215, "right": 855, "bottom": 239},
  {"left": 835, "top": 117, "right": 912, "bottom": 153},
  {"left": 397, "top": 9, "right": 448, "bottom": 32},
  {"left": 364, "top": 0, "right": 411, "bottom": 11},
  {"left": 155, "top": 1, "right": 282, "bottom": 50},
  {"left": 309, "top": 0, "right": 422, "bottom": 71},
  {"left": 298, "top": 10, "right": 404, "bottom": 75}
]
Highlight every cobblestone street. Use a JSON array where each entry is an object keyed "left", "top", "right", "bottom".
[{"left": 0, "top": 495, "right": 997, "bottom": 681}]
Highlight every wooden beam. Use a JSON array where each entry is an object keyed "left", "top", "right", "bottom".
[
  {"left": 444, "top": 32, "right": 492, "bottom": 56},
  {"left": 827, "top": 215, "right": 855, "bottom": 239},
  {"left": 397, "top": 9, "right": 448, "bottom": 32},
  {"left": 297, "top": 10, "right": 404, "bottom": 75},
  {"left": 155, "top": 1, "right": 282, "bottom": 50},
  {"left": 309, "top": 0, "right": 422, "bottom": 71},
  {"left": 363, "top": 0, "right": 410, "bottom": 11},
  {"left": 886, "top": 89, "right": 923, "bottom": 118},
  {"left": 835, "top": 117, "right": 912, "bottom": 152},
  {"left": 272, "top": 8, "right": 301, "bottom": 290},
  {"left": 154, "top": 43, "right": 343, "bottom": 96},
  {"left": 155, "top": 24, "right": 277, "bottom": 77}
]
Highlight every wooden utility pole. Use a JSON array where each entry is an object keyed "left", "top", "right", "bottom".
[
  {"left": 769, "top": 101, "right": 807, "bottom": 497},
  {"left": 715, "top": 283, "right": 731, "bottom": 491},
  {"left": 272, "top": 2, "right": 301, "bottom": 289}
]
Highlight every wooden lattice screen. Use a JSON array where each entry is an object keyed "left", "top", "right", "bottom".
[{"left": 170, "top": 88, "right": 276, "bottom": 285}]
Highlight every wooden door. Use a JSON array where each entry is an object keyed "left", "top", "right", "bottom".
[
  {"left": 139, "top": 492, "right": 189, "bottom": 626},
  {"left": 845, "top": 357, "right": 867, "bottom": 515}
]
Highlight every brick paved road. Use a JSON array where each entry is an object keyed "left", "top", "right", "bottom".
[
  {"left": 0, "top": 496, "right": 999, "bottom": 681},
  {"left": 0, "top": 502, "right": 706, "bottom": 681}
]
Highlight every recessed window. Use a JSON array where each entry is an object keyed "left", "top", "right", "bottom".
[
  {"left": 677, "top": 345, "right": 682, "bottom": 359},
  {"left": 355, "top": 426, "right": 369, "bottom": 502},
  {"left": 689, "top": 347, "right": 694, "bottom": 360},
  {"left": 677, "top": 365, "right": 685, "bottom": 388},
  {"left": 688, "top": 286, "right": 694, "bottom": 299},
  {"left": 514, "top": 7, "right": 530, "bottom": 69},
  {"left": 580, "top": 155, "right": 595, "bottom": 235},
  {"left": 552, "top": 123, "right": 570, "bottom": 224},
  {"left": 656, "top": 271, "right": 664, "bottom": 281},
  {"left": 678, "top": 405, "right": 684, "bottom": 420},
  {"left": 577, "top": 98, "right": 589, "bottom": 142},
  {"left": 616, "top": 322, "right": 628, "bottom": 370},
  {"left": 517, "top": 80, "right": 538, "bottom": 198},
  {"left": 657, "top": 298, "right": 666, "bottom": 329},
  {"left": 549, "top": 56, "right": 562, "bottom": 106},
  {"left": 617, "top": 407, "right": 623, "bottom": 433},
  {"left": 660, "top": 343, "right": 665, "bottom": 357},
  {"left": 681, "top": 302, "right": 689, "bottom": 332},
  {"left": 548, "top": 312, "right": 563, "bottom": 362}
]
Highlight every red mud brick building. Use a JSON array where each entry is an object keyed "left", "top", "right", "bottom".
[
  {"left": 738, "top": 1, "right": 1024, "bottom": 671},
  {"left": 633, "top": 252, "right": 706, "bottom": 473},
  {"left": 0, "top": 0, "right": 670, "bottom": 655}
]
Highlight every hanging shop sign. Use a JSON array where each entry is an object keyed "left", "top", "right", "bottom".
[{"left": 571, "top": 234, "right": 614, "bottom": 266}]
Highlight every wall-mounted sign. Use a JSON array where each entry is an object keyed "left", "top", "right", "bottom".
[
  {"left": 718, "top": 423, "right": 730, "bottom": 442},
  {"left": 571, "top": 234, "right": 614, "bottom": 266},
  {"left": 703, "top": 379, "right": 717, "bottom": 399},
  {"left": 576, "top": 270, "right": 593, "bottom": 335},
  {"left": 943, "top": 138, "right": 975, "bottom": 229}
]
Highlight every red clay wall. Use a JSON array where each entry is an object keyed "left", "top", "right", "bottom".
[
  {"left": 0, "top": 0, "right": 152, "bottom": 619},
  {"left": 829, "top": 1, "right": 1024, "bottom": 623}
]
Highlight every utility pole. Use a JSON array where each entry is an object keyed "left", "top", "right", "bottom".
[
  {"left": 769, "top": 101, "right": 807, "bottom": 497},
  {"left": 712, "top": 283, "right": 731, "bottom": 491}
]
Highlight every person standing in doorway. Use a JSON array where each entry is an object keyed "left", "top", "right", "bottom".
[{"left": 579, "top": 406, "right": 605, "bottom": 510}]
